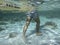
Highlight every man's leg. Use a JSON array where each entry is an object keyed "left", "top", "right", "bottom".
[
  {"left": 34, "top": 16, "right": 41, "bottom": 35},
  {"left": 23, "top": 16, "right": 31, "bottom": 37}
]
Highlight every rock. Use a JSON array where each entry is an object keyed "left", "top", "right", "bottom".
[
  {"left": 54, "top": 37, "right": 60, "bottom": 44},
  {"left": 9, "top": 32, "right": 18, "bottom": 38},
  {"left": 44, "top": 21, "right": 57, "bottom": 29},
  {"left": 41, "top": 43, "right": 49, "bottom": 45},
  {"left": 0, "top": 27, "right": 5, "bottom": 31},
  {"left": 0, "top": 21, "right": 7, "bottom": 25}
]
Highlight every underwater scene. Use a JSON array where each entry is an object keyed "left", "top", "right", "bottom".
[{"left": 0, "top": 0, "right": 60, "bottom": 45}]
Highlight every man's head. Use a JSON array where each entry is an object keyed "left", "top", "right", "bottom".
[
  {"left": 28, "top": 0, "right": 44, "bottom": 6},
  {"left": 28, "top": 1, "right": 40, "bottom": 6}
]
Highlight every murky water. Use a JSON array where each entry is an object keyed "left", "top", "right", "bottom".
[
  {"left": 0, "top": 16, "right": 60, "bottom": 45},
  {"left": 0, "top": 0, "right": 60, "bottom": 45}
]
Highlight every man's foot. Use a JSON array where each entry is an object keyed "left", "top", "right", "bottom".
[
  {"left": 22, "top": 34, "right": 26, "bottom": 40},
  {"left": 21, "top": 35, "right": 28, "bottom": 44},
  {"left": 36, "top": 32, "right": 42, "bottom": 36}
]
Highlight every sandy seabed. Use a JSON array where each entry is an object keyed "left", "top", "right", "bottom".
[{"left": 0, "top": 16, "right": 60, "bottom": 45}]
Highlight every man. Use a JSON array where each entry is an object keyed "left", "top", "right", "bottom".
[{"left": 23, "top": 0, "right": 44, "bottom": 38}]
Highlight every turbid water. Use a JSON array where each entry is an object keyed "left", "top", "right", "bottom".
[
  {"left": 0, "top": 16, "right": 60, "bottom": 45},
  {"left": 0, "top": 0, "right": 60, "bottom": 45}
]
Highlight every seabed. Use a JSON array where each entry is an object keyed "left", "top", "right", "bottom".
[{"left": 0, "top": 16, "right": 60, "bottom": 45}]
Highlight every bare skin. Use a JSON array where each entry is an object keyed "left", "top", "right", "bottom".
[{"left": 23, "top": 16, "right": 41, "bottom": 38}]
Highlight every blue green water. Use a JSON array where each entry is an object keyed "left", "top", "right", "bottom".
[{"left": 0, "top": 0, "right": 60, "bottom": 45}]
